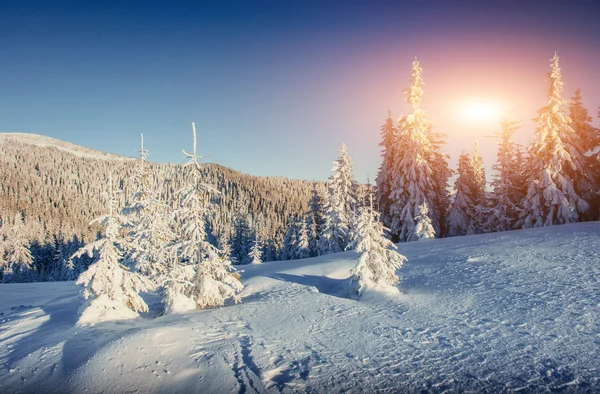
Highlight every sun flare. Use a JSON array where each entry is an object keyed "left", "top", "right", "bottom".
[{"left": 459, "top": 99, "right": 503, "bottom": 122}]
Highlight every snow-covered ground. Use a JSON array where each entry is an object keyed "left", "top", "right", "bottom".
[
  {"left": 1, "top": 222, "right": 600, "bottom": 393},
  {"left": 0, "top": 133, "right": 131, "bottom": 161}
]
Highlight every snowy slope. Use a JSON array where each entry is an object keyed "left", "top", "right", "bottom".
[
  {"left": 1, "top": 222, "right": 600, "bottom": 393},
  {"left": 0, "top": 133, "right": 132, "bottom": 161}
]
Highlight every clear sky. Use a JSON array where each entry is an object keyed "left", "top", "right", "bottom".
[{"left": 2, "top": 0, "right": 600, "bottom": 183}]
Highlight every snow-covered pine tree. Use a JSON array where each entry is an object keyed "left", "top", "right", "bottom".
[
  {"left": 348, "top": 196, "right": 406, "bottom": 299},
  {"left": 307, "top": 183, "right": 324, "bottom": 257},
  {"left": 74, "top": 173, "right": 149, "bottom": 323},
  {"left": 569, "top": 89, "right": 599, "bottom": 218},
  {"left": 446, "top": 153, "right": 474, "bottom": 236},
  {"left": 230, "top": 213, "right": 252, "bottom": 264},
  {"left": 520, "top": 53, "right": 589, "bottom": 227},
  {"left": 318, "top": 143, "right": 358, "bottom": 254},
  {"left": 469, "top": 141, "right": 487, "bottom": 234},
  {"left": 2, "top": 212, "right": 34, "bottom": 283},
  {"left": 123, "top": 134, "right": 178, "bottom": 283},
  {"left": 375, "top": 109, "right": 397, "bottom": 228},
  {"left": 248, "top": 238, "right": 263, "bottom": 265},
  {"left": 280, "top": 217, "right": 299, "bottom": 260},
  {"left": 426, "top": 129, "right": 452, "bottom": 237},
  {"left": 296, "top": 219, "right": 311, "bottom": 259},
  {"left": 388, "top": 59, "right": 438, "bottom": 242},
  {"left": 486, "top": 119, "right": 524, "bottom": 231},
  {"left": 415, "top": 202, "right": 435, "bottom": 240},
  {"left": 168, "top": 122, "right": 243, "bottom": 311},
  {"left": 49, "top": 232, "right": 68, "bottom": 281}
]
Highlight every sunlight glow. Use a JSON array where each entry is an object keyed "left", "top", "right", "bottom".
[{"left": 458, "top": 99, "right": 503, "bottom": 123}]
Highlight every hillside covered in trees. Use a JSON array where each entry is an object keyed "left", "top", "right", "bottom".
[{"left": 0, "top": 133, "right": 325, "bottom": 281}]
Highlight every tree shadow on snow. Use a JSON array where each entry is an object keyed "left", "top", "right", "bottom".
[
  {"left": 4, "top": 294, "right": 144, "bottom": 378},
  {"left": 267, "top": 273, "right": 351, "bottom": 300}
]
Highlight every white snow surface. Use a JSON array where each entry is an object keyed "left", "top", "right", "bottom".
[
  {"left": 1, "top": 222, "right": 600, "bottom": 393},
  {"left": 0, "top": 133, "right": 132, "bottom": 161}
]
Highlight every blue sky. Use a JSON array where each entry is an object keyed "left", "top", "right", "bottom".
[{"left": 2, "top": 1, "right": 600, "bottom": 182}]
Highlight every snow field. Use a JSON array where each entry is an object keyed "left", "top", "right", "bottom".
[{"left": 1, "top": 222, "right": 600, "bottom": 393}]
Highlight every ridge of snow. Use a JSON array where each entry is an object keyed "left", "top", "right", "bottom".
[{"left": 0, "top": 132, "right": 132, "bottom": 161}]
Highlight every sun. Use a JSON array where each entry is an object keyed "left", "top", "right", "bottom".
[{"left": 458, "top": 99, "right": 503, "bottom": 123}]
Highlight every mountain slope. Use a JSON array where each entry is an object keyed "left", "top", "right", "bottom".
[
  {"left": 0, "top": 133, "right": 131, "bottom": 161},
  {"left": 0, "top": 132, "right": 324, "bottom": 271},
  {"left": 1, "top": 222, "right": 599, "bottom": 392}
]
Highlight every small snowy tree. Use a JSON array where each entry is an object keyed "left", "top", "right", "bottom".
[
  {"left": 248, "top": 238, "right": 263, "bottom": 264},
  {"left": 520, "top": 53, "right": 589, "bottom": 227},
  {"left": 167, "top": 122, "right": 243, "bottom": 312},
  {"left": 2, "top": 212, "right": 34, "bottom": 283},
  {"left": 296, "top": 219, "right": 311, "bottom": 259},
  {"left": 348, "top": 197, "right": 406, "bottom": 299},
  {"left": 414, "top": 202, "right": 435, "bottom": 240},
  {"left": 74, "top": 174, "right": 149, "bottom": 324}
]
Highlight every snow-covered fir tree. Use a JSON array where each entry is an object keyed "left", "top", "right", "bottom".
[
  {"left": 486, "top": 119, "right": 525, "bottom": 231},
  {"left": 307, "top": 183, "right": 324, "bottom": 256},
  {"left": 123, "top": 134, "right": 178, "bottom": 282},
  {"left": 168, "top": 123, "right": 243, "bottom": 311},
  {"left": 569, "top": 89, "right": 600, "bottom": 217},
  {"left": 388, "top": 59, "right": 438, "bottom": 242},
  {"left": 248, "top": 238, "right": 263, "bottom": 265},
  {"left": 280, "top": 217, "right": 299, "bottom": 260},
  {"left": 318, "top": 143, "right": 358, "bottom": 254},
  {"left": 520, "top": 53, "right": 589, "bottom": 227},
  {"left": 469, "top": 141, "right": 487, "bottom": 234},
  {"left": 426, "top": 129, "right": 452, "bottom": 237},
  {"left": 414, "top": 202, "right": 435, "bottom": 240},
  {"left": 348, "top": 196, "right": 407, "bottom": 299},
  {"left": 375, "top": 109, "right": 397, "bottom": 227},
  {"left": 74, "top": 174, "right": 149, "bottom": 323},
  {"left": 1, "top": 212, "right": 34, "bottom": 282},
  {"left": 446, "top": 153, "right": 474, "bottom": 236},
  {"left": 230, "top": 213, "right": 252, "bottom": 265},
  {"left": 296, "top": 219, "right": 311, "bottom": 259}
]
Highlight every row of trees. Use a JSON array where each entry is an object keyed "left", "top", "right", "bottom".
[
  {"left": 73, "top": 125, "right": 406, "bottom": 320},
  {"left": 376, "top": 54, "right": 600, "bottom": 241},
  {"left": 75, "top": 125, "right": 244, "bottom": 321}
]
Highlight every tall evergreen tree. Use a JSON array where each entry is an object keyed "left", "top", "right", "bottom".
[
  {"left": 376, "top": 109, "right": 397, "bottom": 228},
  {"left": 123, "top": 134, "right": 178, "bottom": 281},
  {"left": 569, "top": 89, "right": 600, "bottom": 218},
  {"left": 388, "top": 59, "right": 438, "bottom": 242},
  {"left": 469, "top": 141, "right": 487, "bottom": 233},
  {"left": 318, "top": 143, "right": 357, "bottom": 254},
  {"left": 168, "top": 123, "right": 243, "bottom": 311},
  {"left": 486, "top": 120, "right": 524, "bottom": 231},
  {"left": 307, "top": 184, "right": 324, "bottom": 256},
  {"left": 446, "top": 153, "right": 475, "bottom": 236},
  {"left": 520, "top": 54, "right": 589, "bottom": 227}
]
